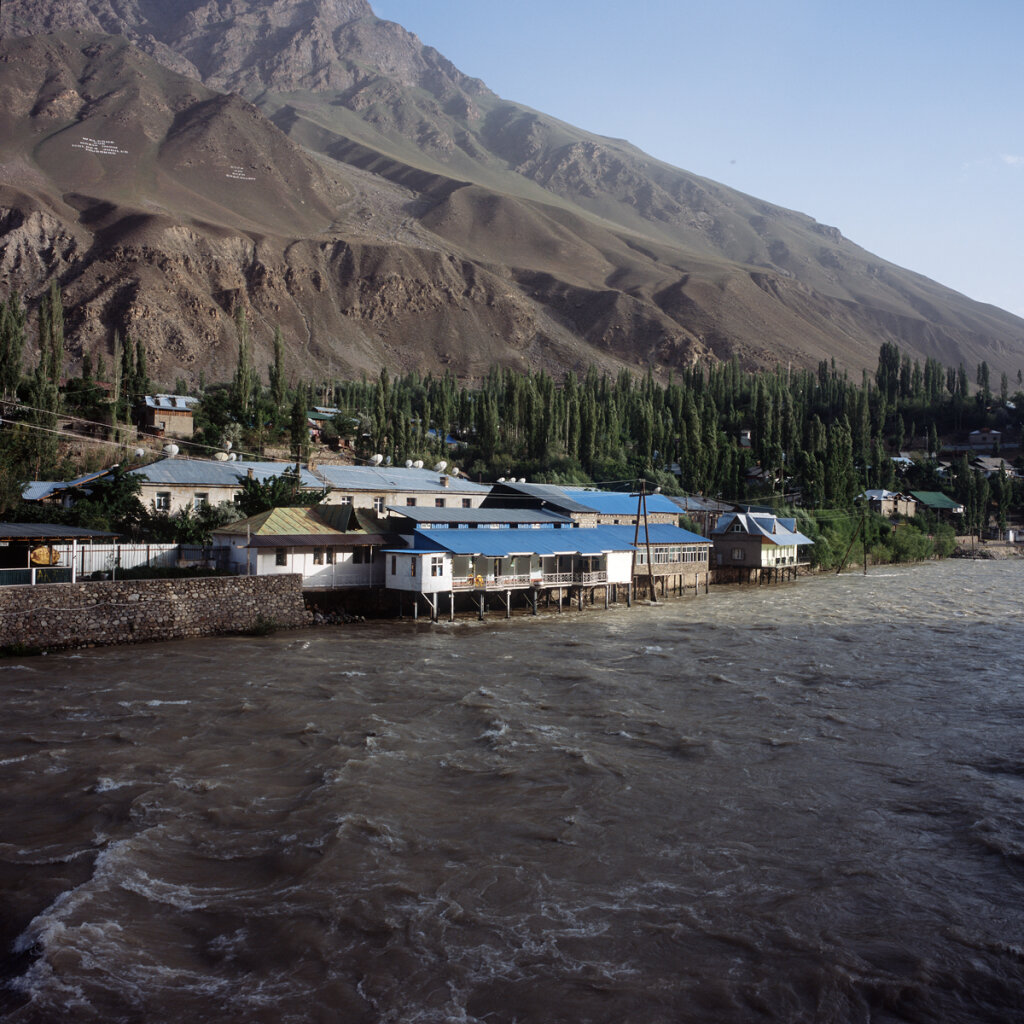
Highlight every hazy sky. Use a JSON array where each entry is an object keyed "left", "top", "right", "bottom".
[{"left": 372, "top": 0, "right": 1024, "bottom": 319}]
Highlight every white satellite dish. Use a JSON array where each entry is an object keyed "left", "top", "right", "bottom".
[
  {"left": 370, "top": 454, "right": 384, "bottom": 465},
  {"left": 223, "top": 440, "right": 232, "bottom": 451},
  {"left": 163, "top": 443, "right": 179, "bottom": 456},
  {"left": 134, "top": 448, "right": 145, "bottom": 459},
  {"left": 405, "top": 459, "right": 413, "bottom": 468},
  {"left": 518, "top": 477, "right": 526, "bottom": 483},
  {"left": 385, "top": 456, "right": 392, "bottom": 466},
  {"left": 450, "top": 467, "right": 460, "bottom": 476},
  {"left": 214, "top": 451, "right": 229, "bottom": 461},
  {"left": 228, "top": 453, "right": 237, "bottom": 461},
  {"left": 498, "top": 477, "right": 506, "bottom": 483},
  {"left": 433, "top": 461, "right": 448, "bottom": 472},
  {"left": 413, "top": 460, "right": 424, "bottom": 469}
]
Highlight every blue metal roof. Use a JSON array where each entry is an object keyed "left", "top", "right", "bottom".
[
  {"left": 598, "top": 524, "right": 712, "bottom": 546},
  {"left": 387, "top": 507, "right": 573, "bottom": 526},
  {"left": 562, "top": 488, "right": 682, "bottom": 515},
  {"left": 482, "top": 482, "right": 597, "bottom": 514},
  {"left": 387, "top": 524, "right": 709, "bottom": 558}
]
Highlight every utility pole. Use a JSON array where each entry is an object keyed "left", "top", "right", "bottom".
[{"left": 632, "top": 479, "right": 658, "bottom": 602}]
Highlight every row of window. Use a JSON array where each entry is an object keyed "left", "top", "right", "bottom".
[
  {"left": 274, "top": 547, "right": 374, "bottom": 566},
  {"left": 155, "top": 493, "right": 474, "bottom": 512},
  {"left": 636, "top": 546, "right": 709, "bottom": 564},
  {"left": 405, "top": 497, "right": 473, "bottom": 508},
  {"left": 389, "top": 555, "right": 445, "bottom": 577},
  {"left": 155, "top": 491, "right": 209, "bottom": 511}
]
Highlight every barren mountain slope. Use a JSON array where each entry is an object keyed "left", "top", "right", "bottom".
[{"left": 2, "top": 0, "right": 1023, "bottom": 383}]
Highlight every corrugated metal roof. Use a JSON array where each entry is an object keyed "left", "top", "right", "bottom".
[
  {"left": 482, "top": 482, "right": 597, "bottom": 514},
  {"left": 315, "top": 465, "right": 489, "bottom": 493},
  {"left": 0, "top": 522, "right": 119, "bottom": 541},
  {"left": 144, "top": 394, "right": 199, "bottom": 411},
  {"left": 387, "top": 507, "right": 573, "bottom": 525},
  {"left": 668, "top": 495, "right": 736, "bottom": 513},
  {"left": 389, "top": 525, "right": 708, "bottom": 558},
  {"left": 128, "top": 458, "right": 323, "bottom": 488},
  {"left": 22, "top": 469, "right": 112, "bottom": 502},
  {"left": 244, "top": 533, "right": 391, "bottom": 548},
  {"left": 562, "top": 489, "right": 682, "bottom": 515},
  {"left": 910, "top": 491, "right": 965, "bottom": 510},
  {"left": 599, "top": 524, "right": 712, "bottom": 546},
  {"left": 712, "top": 513, "right": 813, "bottom": 547},
  {"left": 214, "top": 506, "right": 347, "bottom": 538}
]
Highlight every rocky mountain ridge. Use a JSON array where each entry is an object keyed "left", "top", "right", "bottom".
[{"left": 1, "top": 0, "right": 1022, "bottom": 385}]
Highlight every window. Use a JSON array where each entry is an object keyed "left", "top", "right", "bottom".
[
  {"left": 313, "top": 547, "right": 325, "bottom": 565},
  {"left": 193, "top": 493, "right": 209, "bottom": 510},
  {"left": 435, "top": 498, "right": 446, "bottom": 508},
  {"left": 406, "top": 497, "right": 417, "bottom": 506},
  {"left": 391, "top": 554, "right": 397, "bottom": 575},
  {"left": 353, "top": 546, "right": 364, "bottom": 564},
  {"left": 339, "top": 495, "right": 353, "bottom": 506},
  {"left": 374, "top": 497, "right": 385, "bottom": 513},
  {"left": 462, "top": 498, "right": 472, "bottom": 509},
  {"left": 731, "top": 547, "right": 745, "bottom": 562},
  {"left": 276, "top": 547, "right": 288, "bottom": 566},
  {"left": 154, "top": 492, "right": 171, "bottom": 511},
  {"left": 325, "top": 548, "right": 335, "bottom": 565},
  {"left": 410, "top": 557, "right": 417, "bottom": 577},
  {"left": 430, "top": 556, "right": 444, "bottom": 577}
]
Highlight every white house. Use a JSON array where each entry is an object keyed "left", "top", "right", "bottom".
[{"left": 211, "top": 505, "right": 392, "bottom": 589}]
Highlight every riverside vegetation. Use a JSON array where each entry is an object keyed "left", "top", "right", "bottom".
[{"left": 1, "top": 287, "right": 1022, "bottom": 571}]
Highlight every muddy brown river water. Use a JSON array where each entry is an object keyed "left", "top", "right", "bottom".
[{"left": 2, "top": 559, "right": 1023, "bottom": 1023}]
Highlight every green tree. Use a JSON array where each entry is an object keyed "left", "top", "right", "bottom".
[{"left": 234, "top": 468, "right": 327, "bottom": 516}]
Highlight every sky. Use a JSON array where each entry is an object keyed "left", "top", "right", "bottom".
[{"left": 371, "top": 0, "right": 1024, "bottom": 318}]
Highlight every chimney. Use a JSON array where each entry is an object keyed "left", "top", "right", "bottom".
[
  {"left": 440, "top": 475, "right": 449, "bottom": 487},
  {"left": 247, "top": 468, "right": 254, "bottom": 480}
]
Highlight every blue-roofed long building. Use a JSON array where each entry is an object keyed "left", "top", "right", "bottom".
[
  {"left": 382, "top": 521, "right": 712, "bottom": 619},
  {"left": 482, "top": 482, "right": 680, "bottom": 526}
]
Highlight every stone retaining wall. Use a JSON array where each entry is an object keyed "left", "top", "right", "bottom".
[{"left": 0, "top": 575, "right": 312, "bottom": 652}]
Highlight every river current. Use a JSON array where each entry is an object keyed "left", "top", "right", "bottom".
[{"left": 1, "top": 560, "right": 1023, "bottom": 1023}]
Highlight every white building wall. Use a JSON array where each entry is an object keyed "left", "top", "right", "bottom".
[
  {"left": 385, "top": 552, "right": 452, "bottom": 593},
  {"left": 605, "top": 550, "right": 634, "bottom": 584}
]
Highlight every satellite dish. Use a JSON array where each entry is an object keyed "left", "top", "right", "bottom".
[
  {"left": 518, "top": 477, "right": 526, "bottom": 483},
  {"left": 384, "top": 456, "right": 392, "bottom": 466},
  {"left": 223, "top": 440, "right": 232, "bottom": 451},
  {"left": 413, "top": 460, "right": 424, "bottom": 469},
  {"left": 228, "top": 453, "right": 237, "bottom": 461},
  {"left": 163, "top": 443, "right": 179, "bottom": 456},
  {"left": 433, "top": 461, "right": 447, "bottom": 472},
  {"left": 370, "top": 454, "right": 384, "bottom": 466},
  {"left": 450, "top": 467, "right": 460, "bottom": 477},
  {"left": 405, "top": 459, "right": 413, "bottom": 468},
  {"left": 214, "top": 451, "right": 229, "bottom": 461},
  {"left": 498, "top": 477, "right": 506, "bottom": 483},
  {"left": 134, "top": 448, "right": 145, "bottom": 458}
]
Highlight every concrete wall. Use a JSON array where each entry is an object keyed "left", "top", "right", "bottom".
[{"left": 0, "top": 575, "right": 311, "bottom": 652}]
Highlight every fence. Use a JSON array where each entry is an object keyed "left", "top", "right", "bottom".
[{"left": 0, "top": 544, "right": 225, "bottom": 586}]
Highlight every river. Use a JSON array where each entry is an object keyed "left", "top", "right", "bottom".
[{"left": 1, "top": 559, "right": 1023, "bottom": 1023}]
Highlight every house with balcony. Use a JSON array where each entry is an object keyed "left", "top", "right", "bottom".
[
  {"left": 383, "top": 526, "right": 638, "bottom": 620},
  {"left": 711, "top": 512, "right": 813, "bottom": 576}
]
